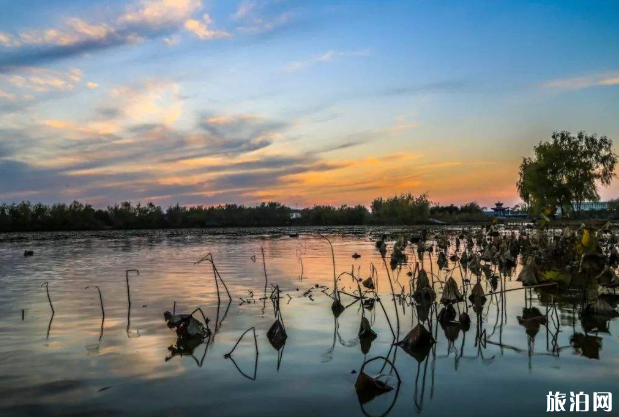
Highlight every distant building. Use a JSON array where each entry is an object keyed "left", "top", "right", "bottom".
[
  {"left": 491, "top": 202, "right": 508, "bottom": 216},
  {"left": 578, "top": 201, "right": 609, "bottom": 211},
  {"left": 484, "top": 201, "right": 527, "bottom": 218},
  {"left": 557, "top": 201, "right": 610, "bottom": 216}
]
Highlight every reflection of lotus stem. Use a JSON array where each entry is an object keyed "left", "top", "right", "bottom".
[
  {"left": 125, "top": 269, "right": 140, "bottom": 338},
  {"left": 40, "top": 281, "right": 54, "bottom": 314},
  {"left": 85, "top": 285, "right": 105, "bottom": 320},
  {"left": 125, "top": 269, "right": 139, "bottom": 310},
  {"left": 85, "top": 286, "right": 105, "bottom": 341},
  {"left": 40, "top": 282, "right": 54, "bottom": 340},
  {"left": 376, "top": 298, "right": 396, "bottom": 340},
  {"left": 225, "top": 327, "right": 259, "bottom": 381},
  {"left": 370, "top": 263, "right": 379, "bottom": 294},
  {"left": 225, "top": 326, "right": 259, "bottom": 357},
  {"left": 195, "top": 253, "right": 232, "bottom": 304},
  {"left": 189, "top": 307, "right": 210, "bottom": 331},
  {"left": 319, "top": 234, "right": 338, "bottom": 301},
  {"left": 357, "top": 355, "right": 402, "bottom": 417},
  {"left": 261, "top": 247, "right": 268, "bottom": 296},
  {"left": 382, "top": 258, "right": 400, "bottom": 338}
]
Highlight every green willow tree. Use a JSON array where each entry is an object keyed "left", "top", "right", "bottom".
[{"left": 517, "top": 131, "right": 617, "bottom": 218}]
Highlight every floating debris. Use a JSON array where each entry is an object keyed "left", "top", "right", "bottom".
[
  {"left": 469, "top": 281, "right": 487, "bottom": 305},
  {"left": 267, "top": 319, "right": 287, "bottom": 351},
  {"left": 440, "top": 277, "right": 463, "bottom": 304},
  {"left": 164, "top": 310, "right": 211, "bottom": 339},
  {"left": 358, "top": 317, "right": 377, "bottom": 354},
  {"left": 413, "top": 269, "right": 436, "bottom": 302},
  {"left": 517, "top": 307, "right": 547, "bottom": 338},
  {"left": 570, "top": 333, "right": 602, "bottom": 360},
  {"left": 395, "top": 324, "right": 435, "bottom": 362},
  {"left": 361, "top": 276, "right": 374, "bottom": 290},
  {"left": 355, "top": 372, "right": 394, "bottom": 405},
  {"left": 331, "top": 299, "right": 345, "bottom": 318},
  {"left": 438, "top": 304, "right": 457, "bottom": 325},
  {"left": 517, "top": 257, "right": 539, "bottom": 286},
  {"left": 595, "top": 265, "right": 619, "bottom": 288},
  {"left": 584, "top": 296, "right": 619, "bottom": 317},
  {"left": 437, "top": 251, "right": 448, "bottom": 269}
]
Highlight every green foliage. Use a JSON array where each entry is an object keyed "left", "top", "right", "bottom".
[
  {"left": 430, "top": 201, "right": 488, "bottom": 223},
  {"left": 517, "top": 131, "right": 616, "bottom": 217},
  {"left": 298, "top": 204, "right": 369, "bottom": 226},
  {"left": 608, "top": 198, "right": 619, "bottom": 219},
  {"left": 0, "top": 195, "right": 490, "bottom": 231},
  {"left": 370, "top": 193, "right": 430, "bottom": 224}
]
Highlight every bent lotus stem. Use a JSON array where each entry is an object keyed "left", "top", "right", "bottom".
[
  {"left": 225, "top": 326, "right": 259, "bottom": 358},
  {"left": 85, "top": 286, "right": 105, "bottom": 341},
  {"left": 40, "top": 281, "right": 54, "bottom": 314},
  {"left": 189, "top": 307, "right": 211, "bottom": 331},
  {"left": 357, "top": 355, "right": 403, "bottom": 417},
  {"left": 125, "top": 269, "right": 139, "bottom": 310},
  {"left": 319, "top": 234, "right": 338, "bottom": 302},
  {"left": 195, "top": 253, "right": 232, "bottom": 304},
  {"left": 125, "top": 269, "right": 140, "bottom": 338},
  {"left": 85, "top": 285, "right": 105, "bottom": 320},
  {"left": 382, "top": 258, "right": 400, "bottom": 338},
  {"left": 260, "top": 247, "right": 270, "bottom": 302}
]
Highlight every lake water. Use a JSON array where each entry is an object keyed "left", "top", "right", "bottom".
[{"left": 0, "top": 227, "right": 617, "bottom": 417}]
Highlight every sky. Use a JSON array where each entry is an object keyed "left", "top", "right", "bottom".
[{"left": 0, "top": 0, "right": 618, "bottom": 209}]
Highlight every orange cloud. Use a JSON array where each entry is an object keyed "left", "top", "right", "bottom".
[
  {"left": 7, "top": 67, "right": 82, "bottom": 92},
  {"left": 184, "top": 14, "right": 230, "bottom": 39}
]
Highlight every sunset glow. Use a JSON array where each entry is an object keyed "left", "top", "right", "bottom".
[{"left": 1, "top": 0, "right": 618, "bottom": 207}]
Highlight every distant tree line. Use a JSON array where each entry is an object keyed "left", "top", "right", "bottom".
[{"left": 0, "top": 194, "right": 489, "bottom": 232}]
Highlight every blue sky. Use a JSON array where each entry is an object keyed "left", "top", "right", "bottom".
[{"left": 0, "top": 0, "right": 618, "bottom": 208}]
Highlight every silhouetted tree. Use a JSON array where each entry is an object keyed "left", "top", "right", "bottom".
[{"left": 517, "top": 131, "right": 616, "bottom": 218}]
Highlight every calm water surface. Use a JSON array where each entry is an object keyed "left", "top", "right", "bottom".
[{"left": 0, "top": 227, "right": 617, "bottom": 417}]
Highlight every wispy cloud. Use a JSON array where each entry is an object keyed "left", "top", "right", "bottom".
[
  {"left": 184, "top": 14, "right": 231, "bottom": 39},
  {"left": 0, "top": 32, "right": 20, "bottom": 48},
  {"left": 0, "top": 89, "right": 16, "bottom": 101},
  {"left": 0, "top": 100, "right": 340, "bottom": 205},
  {"left": 233, "top": 1, "right": 257, "bottom": 20},
  {"left": 3, "top": 0, "right": 201, "bottom": 49},
  {"left": 0, "top": 66, "right": 84, "bottom": 114},
  {"left": 383, "top": 122, "right": 420, "bottom": 133},
  {"left": 282, "top": 49, "right": 371, "bottom": 72},
  {"left": 542, "top": 71, "right": 619, "bottom": 91},
  {"left": 5, "top": 67, "right": 83, "bottom": 92},
  {"left": 0, "top": 0, "right": 230, "bottom": 70},
  {"left": 234, "top": 5, "right": 295, "bottom": 36}
]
